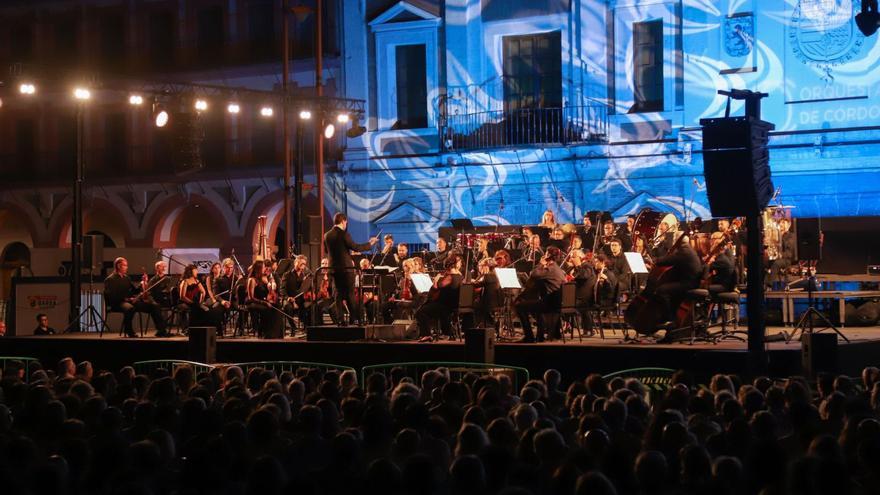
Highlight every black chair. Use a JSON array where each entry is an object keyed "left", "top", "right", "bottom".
[
  {"left": 708, "top": 291, "right": 746, "bottom": 341},
  {"left": 452, "top": 283, "right": 474, "bottom": 341},
  {"left": 559, "top": 283, "right": 582, "bottom": 342},
  {"left": 592, "top": 283, "right": 621, "bottom": 340}
]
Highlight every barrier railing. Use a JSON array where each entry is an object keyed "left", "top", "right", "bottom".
[
  {"left": 133, "top": 360, "right": 217, "bottom": 377},
  {"left": 233, "top": 361, "right": 356, "bottom": 377},
  {"left": 603, "top": 367, "right": 676, "bottom": 404},
  {"left": 0, "top": 356, "right": 42, "bottom": 383},
  {"left": 361, "top": 362, "right": 530, "bottom": 391}
]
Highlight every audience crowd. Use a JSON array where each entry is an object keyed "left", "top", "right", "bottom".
[{"left": 1, "top": 357, "right": 880, "bottom": 495}]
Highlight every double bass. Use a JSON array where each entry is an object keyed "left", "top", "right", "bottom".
[{"left": 624, "top": 232, "right": 689, "bottom": 335}]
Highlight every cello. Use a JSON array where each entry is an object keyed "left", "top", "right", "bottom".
[{"left": 624, "top": 232, "right": 689, "bottom": 335}]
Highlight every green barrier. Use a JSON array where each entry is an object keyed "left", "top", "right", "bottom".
[
  {"left": 361, "top": 362, "right": 530, "bottom": 391},
  {"left": 233, "top": 361, "right": 356, "bottom": 377},
  {"left": 0, "top": 356, "right": 42, "bottom": 383},
  {"left": 133, "top": 360, "right": 216, "bottom": 378}
]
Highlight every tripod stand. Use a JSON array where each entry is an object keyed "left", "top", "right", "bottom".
[
  {"left": 63, "top": 267, "right": 107, "bottom": 337},
  {"left": 785, "top": 275, "right": 848, "bottom": 343}
]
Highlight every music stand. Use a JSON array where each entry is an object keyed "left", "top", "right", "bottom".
[
  {"left": 450, "top": 218, "right": 475, "bottom": 230},
  {"left": 410, "top": 273, "right": 433, "bottom": 294},
  {"left": 494, "top": 268, "right": 522, "bottom": 342}
]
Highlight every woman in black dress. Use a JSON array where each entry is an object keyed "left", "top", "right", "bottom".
[{"left": 246, "top": 260, "right": 282, "bottom": 338}]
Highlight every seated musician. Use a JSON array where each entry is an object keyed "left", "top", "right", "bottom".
[
  {"left": 430, "top": 237, "right": 450, "bottom": 270},
  {"left": 474, "top": 238, "right": 491, "bottom": 262},
  {"left": 592, "top": 254, "right": 619, "bottom": 308},
  {"left": 494, "top": 249, "right": 512, "bottom": 268},
  {"left": 209, "top": 258, "right": 236, "bottom": 336},
  {"left": 568, "top": 235, "right": 584, "bottom": 256},
  {"left": 605, "top": 238, "right": 631, "bottom": 294},
  {"left": 653, "top": 234, "right": 703, "bottom": 328},
  {"left": 651, "top": 221, "right": 676, "bottom": 259},
  {"left": 178, "top": 264, "right": 213, "bottom": 328},
  {"left": 376, "top": 234, "right": 397, "bottom": 266},
  {"left": 548, "top": 228, "right": 567, "bottom": 250},
  {"left": 104, "top": 257, "right": 168, "bottom": 338},
  {"left": 517, "top": 227, "right": 534, "bottom": 251},
  {"left": 411, "top": 256, "right": 426, "bottom": 274},
  {"left": 770, "top": 217, "right": 796, "bottom": 284},
  {"left": 706, "top": 233, "right": 737, "bottom": 294},
  {"left": 472, "top": 258, "right": 502, "bottom": 328},
  {"left": 313, "top": 258, "right": 338, "bottom": 325},
  {"left": 205, "top": 262, "right": 222, "bottom": 306},
  {"left": 148, "top": 261, "right": 175, "bottom": 308},
  {"left": 514, "top": 246, "right": 566, "bottom": 343},
  {"left": 386, "top": 258, "right": 418, "bottom": 321},
  {"left": 394, "top": 243, "right": 409, "bottom": 266},
  {"left": 523, "top": 234, "right": 544, "bottom": 264},
  {"left": 246, "top": 260, "right": 282, "bottom": 338},
  {"left": 281, "top": 255, "right": 312, "bottom": 331},
  {"left": 416, "top": 255, "right": 462, "bottom": 342},
  {"left": 538, "top": 209, "right": 557, "bottom": 230},
  {"left": 358, "top": 257, "right": 381, "bottom": 324}
]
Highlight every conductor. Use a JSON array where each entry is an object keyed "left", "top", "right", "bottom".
[{"left": 323, "top": 212, "right": 378, "bottom": 324}]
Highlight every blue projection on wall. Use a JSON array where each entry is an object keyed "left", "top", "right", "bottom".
[{"left": 334, "top": 0, "right": 880, "bottom": 245}]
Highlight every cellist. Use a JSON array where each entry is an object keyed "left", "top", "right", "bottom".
[{"left": 651, "top": 234, "right": 703, "bottom": 327}]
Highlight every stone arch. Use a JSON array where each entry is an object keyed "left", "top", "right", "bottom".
[
  {"left": 0, "top": 200, "right": 43, "bottom": 247},
  {"left": 145, "top": 194, "right": 233, "bottom": 248},
  {"left": 51, "top": 197, "right": 135, "bottom": 248},
  {"left": 242, "top": 190, "right": 286, "bottom": 258}
]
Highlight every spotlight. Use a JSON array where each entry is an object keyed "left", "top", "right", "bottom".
[
  {"left": 337, "top": 113, "right": 350, "bottom": 124},
  {"left": 129, "top": 94, "right": 144, "bottom": 105},
  {"left": 73, "top": 87, "right": 91, "bottom": 100},
  {"left": 195, "top": 99, "right": 208, "bottom": 111},
  {"left": 346, "top": 118, "right": 366, "bottom": 138},
  {"left": 260, "top": 106, "right": 274, "bottom": 117},
  {"left": 323, "top": 123, "right": 336, "bottom": 139},
  {"left": 299, "top": 110, "right": 312, "bottom": 120},
  {"left": 152, "top": 103, "right": 169, "bottom": 128},
  {"left": 19, "top": 83, "right": 36, "bottom": 95},
  {"left": 227, "top": 103, "right": 240, "bottom": 114},
  {"left": 857, "top": 0, "right": 879, "bottom": 36}
]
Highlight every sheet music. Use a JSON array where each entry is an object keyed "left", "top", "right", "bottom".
[
  {"left": 410, "top": 273, "right": 433, "bottom": 293},
  {"left": 373, "top": 265, "right": 398, "bottom": 273},
  {"left": 495, "top": 268, "right": 522, "bottom": 289},
  {"left": 624, "top": 252, "right": 649, "bottom": 274}
]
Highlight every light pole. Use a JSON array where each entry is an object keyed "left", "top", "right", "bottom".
[{"left": 70, "top": 87, "right": 91, "bottom": 329}]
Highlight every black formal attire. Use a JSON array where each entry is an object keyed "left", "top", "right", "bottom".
[
  {"left": 247, "top": 279, "right": 282, "bottom": 338},
  {"left": 324, "top": 225, "right": 372, "bottom": 324},
  {"left": 653, "top": 245, "right": 704, "bottom": 322},
  {"left": 708, "top": 253, "right": 737, "bottom": 293},
  {"left": 148, "top": 275, "right": 175, "bottom": 308},
  {"left": 770, "top": 231, "right": 797, "bottom": 284},
  {"left": 651, "top": 232, "right": 676, "bottom": 259},
  {"left": 281, "top": 269, "right": 313, "bottom": 330},
  {"left": 471, "top": 271, "right": 502, "bottom": 328},
  {"left": 515, "top": 262, "right": 566, "bottom": 342},
  {"left": 104, "top": 272, "right": 167, "bottom": 337},
  {"left": 416, "top": 273, "right": 462, "bottom": 338},
  {"left": 430, "top": 250, "right": 449, "bottom": 271},
  {"left": 607, "top": 252, "right": 631, "bottom": 293},
  {"left": 178, "top": 279, "right": 215, "bottom": 329},
  {"left": 33, "top": 326, "right": 56, "bottom": 336},
  {"left": 579, "top": 226, "right": 597, "bottom": 252},
  {"left": 313, "top": 273, "right": 338, "bottom": 325},
  {"left": 207, "top": 274, "right": 233, "bottom": 336},
  {"left": 373, "top": 248, "right": 398, "bottom": 267}
]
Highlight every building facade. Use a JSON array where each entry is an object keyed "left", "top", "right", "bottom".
[{"left": 335, "top": 0, "right": 880, "bottom": 245}]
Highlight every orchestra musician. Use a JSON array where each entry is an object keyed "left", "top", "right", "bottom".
[
  {"left": 652, "top": 234, "right": 703, "bottom": 329},
  {"left": 178, "top": 264, "right": 212, "bottom": 328},
  {"left": 474, "top": 238, "right": 491, "bottom": 263},
  {"left": 323, "top": 212, "right": 379, "bottom": 324},
  {"left": 246, "top": 260, "right": 282, "bottom": 338},
  {"left": 394, "top": 243, "right": 409, "bottom": 266},
  {"left": 431, "top": 237, "right": 450, "bottom": 269},
  {"left": 212, "top": 258, "right": 236, "bottom": 310},
  {"left": 591, "top": 254, "right": 619, "bottom": 308},
  {"left": 281, "top": 255, "right": 312, "bottom": 332},
  {"left": 493, "top": 249, "right": 513, "bottom": 268},
  {"left": 651, "top": 221, "right": 676, "bottom": 259},
  {"left": 313, "top": 258, "right": 338, "bottom": 325},
  {"left": 517, "top": 227, "right": 535, "bottom": 251},
  {"left": 387, "top": 258, "right": 419, "bottom": 322},
  {"left": 706, "top": 232, "right": 737, "bottom": 294},
  {"left": 358, "top": 257, "right": 381, "bottom": 324},
  {"left": 103, "top": 257, "right": 168, "bottom": 338},
  {"left": 770, "top": 217, "right": 797, "bottom": 284},
  {"left": 205, "top": 262, "right": 222, "bottom": 307},
  {"left": 538, "top": 209, "right": 558, "bottom": 230},
  {"left": 416, "top": 254, "right": 463, "bottom": 342},
  {"left": 548, "top": 228, "right": 567, "bottom": 250},
  {"left": 579, "top": 213, "right": 596, "bottom": 249},
  {"left": 604, "top": 238, "right": 631, "bottom": 294},
  {"left": 376, "top": 234, "right": 396, "bottom": 266},
  {"left": 147, "top": 261, "right": 174, "bottom": 308},
  {"left": 472, "top": 258, "right": 502, "bottom": 328},
  {"left": 523, "top": 234, "right": 544, "bottom": 264},
  {"left": 514, "top": 246, "right": 566, "bottom": 343}
]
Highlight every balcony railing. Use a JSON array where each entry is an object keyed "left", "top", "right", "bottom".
[{"left": 442, "top": 103, "right": 609, "bottom": 151}]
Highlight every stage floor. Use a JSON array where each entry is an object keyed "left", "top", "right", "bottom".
[{"left": 3, "top": 325, "right": 878, "bottom": 381}]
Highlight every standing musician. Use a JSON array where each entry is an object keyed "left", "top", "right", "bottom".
[
  {"left": 178, "top": 264, "right": 212, "bottom": 328},
  {"left": 538, "top": 209, "right": 558, "bottom": 230},
  {"left": 281, "top": 255, "right": 312, "bottom": 332},
  {"left": 103, "top": 257, "right": 168, "bottom": 338},
  {"left": 323, "top": 212, "right": 379, "bottom": 325},
  {"left": 246, "top": 260, "right": 282, "bottom": 338},
  {"left": 313, "top": 258, "right": 338, "bottom": 325},
  {"left": 416, "top": 254, "right": 463, "bottom": 342},
  {"left": 472, "top": 258, "right": 502, "bottom": 328},
  {"left": 147, "top": 261, "right": 175, "bottom": 309},
  {"left": 652, "top": 234, "right": 703, "bottom": 327},
  {"left": 514, "top": 246, "right": 566, "bottom": 343}
]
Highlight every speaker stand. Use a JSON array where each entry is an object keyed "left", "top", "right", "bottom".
[
  {"left": 62, "top": 268, "right": 107, "bottom": 337},
  {"left": 785, "top": 275, "right": 848, "bottom": 343}
]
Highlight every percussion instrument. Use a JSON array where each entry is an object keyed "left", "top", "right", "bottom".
[{"left": 632, "top": 209, "right": 679, "bottom": 246}]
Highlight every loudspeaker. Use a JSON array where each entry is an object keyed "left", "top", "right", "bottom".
[
  {"left": 365, "top": 323, "right": 409, "bottom": 340},
  {"left": 801, "top": 332, "right": 837, "bottom": 376},
  {"left": 173, "top": 112, "right": 204, "bottom": 175},
  {"left": 306, "top": 325, "right": 366, "bottom": 341},
  {"left": 307, "top": 244, "right": 322, "bottom": 270},
  {"left": 82, "top": 235, "right": 104, "bottom": 272},
  {"left": 464, "top": 327, "right": 495, "bottom": 364},
  {"left": 700, "top": 117, "right": 775, "bottom": 217},
  {"left": 796, "top": 218, "right": 821, "bottom": 260},
  {"left": 306, "top": 215, "right": 323, "bottom": 244},
  {"left": 188, "top": 326, "right": 216, "bottom": 363}
]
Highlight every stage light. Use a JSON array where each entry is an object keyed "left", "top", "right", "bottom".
[
  {"left": 323, "top": 123, "right": 336, "bottom": 139},
  {"left": 73, "top": 87, "right": 91, "bottom": 100},
  {"left": 19, "top": 83, "right": 36, "bottom": 95},
  {"left": 227, "top": 103, "right": 240, "bottom": 114},
  {"left": 260, "top": 106, "right": 274, "bottom": 117},
  {"left": 299, "top": 110, "right": 312, "bottom": 120},
  {"left": 194, "top": 99, "right": 208, "bottom": 111},
  {"left": 337, "top": 113, "right": 350, "bottom": 124},
  {"left": 346, "top": 118, "right": 366, "bottom": 138},
  {"left": 857, "top": 0, "right": 879, "bottom": 36},
  {"left": 153, "top": 103, "right": 169, "bottom": 128},
  {"left": 129, "top": 94, "right": 144, "bottom": 105}
]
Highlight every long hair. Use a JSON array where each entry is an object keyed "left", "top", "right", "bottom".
[
  {"left": 184, "top": 264, "right": 199, "bottom": 279},
  {"left": 249, "top": 260, "right": 265, "bottom": 278}
]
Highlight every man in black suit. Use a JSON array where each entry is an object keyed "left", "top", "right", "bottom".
[
  {"left": 652, "top": 236, "right": 703, "bottom": 325},
  {"left": 323, "top": 213, "right": 378, "bottom": 324},
  {"left": 515, "top": 246, "right": 566, "bottom": 343},
  {"left": 104, "top": 257, "right": 168, "bottom": 337}
]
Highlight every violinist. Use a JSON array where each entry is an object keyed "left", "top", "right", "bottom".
[
  {"left": 178, "top": 264, "right": 211, "bottom": 327},
  {"left": 387, "top": 258, "right": 418, "bottom": 321},
  {"left": 514, "top": 246, "right": 566, "bottom": 343},
  {"left": 568, "top": 249, "right": 595, "bottom": 303},
  {"left": 591, "top": 254, "right": 619, "bottom": 308},
  {"left": 103, "top": 257, "right": 168, "bottom": 338},
  {"left": 281, "top": 255, "right": 312, "bottom": 331},
  {"left": 147, "top": 261, "right": 174, "bottom": 308},
  {"left": 210, "top": 259, "right": 235, "bottom": 336},
  {"left": 493, "top": 249, "right": 513, "bottom": 268},
  {"left": 473, "top": 238, "right": 492, "bottom": 266},
  {"left": 472, "top": 258, "right": 502, "bottom": 328},
  {"left": 411, "top": 256, "right": 426, "bottom": 274},
  {"left": 246, "top": 260, "right": 282, "bottom": 338},
  {"left": 416, "top": 254, "right": 462, "bottom": 342},
  {"left": 651, "top": 221, "right": 676, "bottom": 259},
  {"left": 313, "top": 258, "right": 338, "bottom": 325}
]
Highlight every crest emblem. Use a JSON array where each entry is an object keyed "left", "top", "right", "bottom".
[
  {"left": 789, "top": 0, "right": 865, "bottom": 84},
  {"left": 724, "top": 13, "right": 754, "bottom": 58}
]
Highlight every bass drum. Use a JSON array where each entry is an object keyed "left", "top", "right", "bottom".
[{"left": 632, "top": 209, "right": 679, "bottom": 246}]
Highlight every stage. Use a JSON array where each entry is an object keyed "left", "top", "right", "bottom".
[{"left": 3, "top": 325, "right": 879, "bottom": 381}]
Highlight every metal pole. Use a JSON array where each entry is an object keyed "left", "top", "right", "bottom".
[
  {"left": 282, "top": 0, "right": 293, "bottom": 258},
  {"left": 746, "top": 213, "right": 768, "bottom": 375},
  {"left": 70, "top": 104, "right": 84, "bottom": 329},
  {"left": 315, "top": 0, "right": 325, "bottom": 256},
  {"left": 295, "top": 124, "right": 304, "bottom": 253}
]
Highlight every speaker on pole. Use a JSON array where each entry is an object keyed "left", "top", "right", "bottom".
[
  {"left": 306, "top": 215, "right": 323, "bottom": 244},
  {"left": 82, "top": 234, "right": 104, "bottom": 272}
]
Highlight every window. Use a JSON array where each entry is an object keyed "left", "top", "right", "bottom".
[
  {"left": 149, "top": 12, "right": 176, "bottom": 70},
  {"left": 631, "top": 20, "right": 664, "bottom": 113},
  {"left": 197, "top": 6, "right": 225, "bottom": 64},
  {"left": 502, "top": 32, "right": 562, "bottom": 112},
  {"left": 394, "top": 45, "right": 428, "bottom": 129}
]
